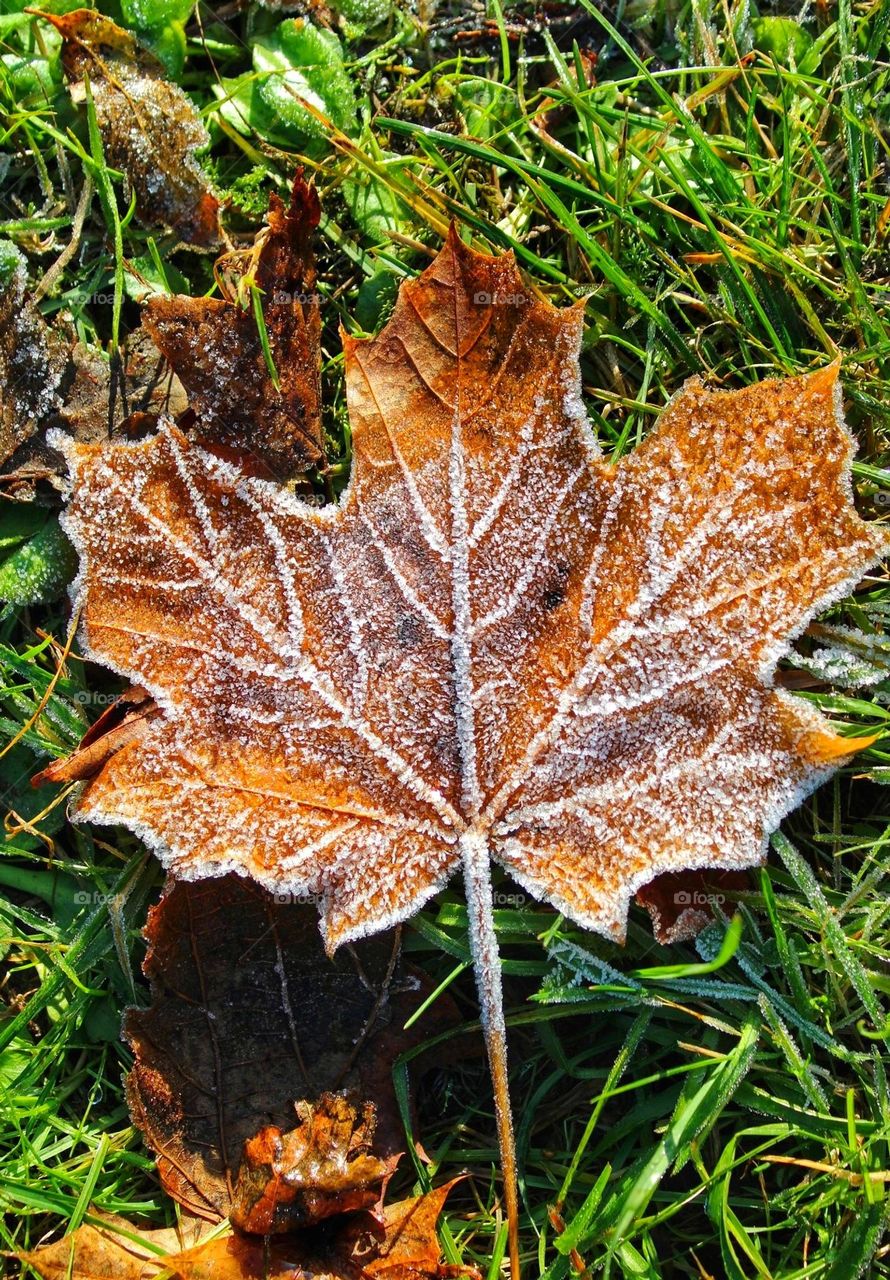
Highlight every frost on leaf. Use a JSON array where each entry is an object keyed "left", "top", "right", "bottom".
[
  {"left": 2, "top": 324, "right": 186, "bottom": 499},
  {"left": 45, "top": 11, "right": 219, "bottom": 246},
  {"left": 50, "top": 233, "right": 889, "bottom": 1278},
  {"left": 0, "top": 244, "right": 65, "bottom": 466},
  {"left": 55, "top": 231, "right": 888, "bottom": 951},
  {"left": 142, "top": 177, "right": 324, "bottom": 477},
  {"left": 124, "top": 876, "right": 457, "bottom": 1226}
]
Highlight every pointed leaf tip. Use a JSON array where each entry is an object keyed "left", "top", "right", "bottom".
[{"left": 802, "top": 360, "right": 842, "bottom": 402}]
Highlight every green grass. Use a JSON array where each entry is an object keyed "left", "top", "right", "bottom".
[{"left": 2, "top": 0, "right": 890, "bottom": 1276}]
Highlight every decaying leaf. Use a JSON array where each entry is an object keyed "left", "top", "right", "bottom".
[
  {"left": 52, "top": 230, "right": 889, "bottom": 1278},
  {"left": 20, "top": 1184, "right": 465, "bottom": 1280},
  {"left": 54, "top": 330, "right": 189, "bottom": 443},
  {"left": 0, "top": 242, "right": 66, "bottom": 467},
  {"left": 124, "top": 875, "right": 457, "bottom": 1227},
  {"left": 32, "top": 686, "right": 157, "bottom": 786},
  {"left": 231, "top": 1095, "right": 396, "bottom": 1234},
  {"left": 18, "top": 1214, "right": 212, "bottom": 1280},
  {"left": 43, "top": 11, "right": 219, "bottom": 246},
  {"left": 635, "top": 869, "right": 751, "bottom": 943},
  {"left": 1, "top": 318, "right": 187, "bottom": 500},
  {"left": 142, "top": 176, "right": 324, "bottom": 477},
  {"left": 294, "top": 1179, "right": 469, "bottom": 1279}
]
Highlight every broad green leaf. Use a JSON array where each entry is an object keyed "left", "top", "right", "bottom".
[
  {"left": 252, "top": 20, "right": 357, "bottom": 148},
  {"left": 0, "top": 518, "right": 77, "bottom": 606}
]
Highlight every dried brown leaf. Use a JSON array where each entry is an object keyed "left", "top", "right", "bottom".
[
  {"left": 44, "top": 11, "right": 219, "bottom": 246},
  {"left": 171, "top": 1183, "right": 468, "bottom": 1280},
  {"left": 20, "top": 1186, "right": 466, "bottom": 1280},
  {"left": 231, "top": 1096, "right": 397, "bottom": 1234},
  {"left": 32, "top": 686, "right": 157, "bottom": 786},
  {"left": 124, "top": 875, "right": 458, "bottom": 1227},
  {"left": 54, "top": 231, "right": 890, "bottom": 1278},
  {"left": 635, "top": 869, "right": 752, "bottom": 943},
  {"left": 2, "top": 326, "right": 187, "bottom": 499},
  {"left": 142, "top": 176, "right": 324, "bottom": 477},
  {"left": 18, "top": 1213, "right": 211, "bottom": 1280},
  {"left": 0, "top": 247, "right": 66, "bottom": 466},
  {"left": 54, "top": 331, "right": 189, "bottom": 442}
]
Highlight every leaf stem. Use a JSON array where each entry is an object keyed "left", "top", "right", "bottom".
[{"left": 461, "top": 831, "right": 521, "bottom": 1280}]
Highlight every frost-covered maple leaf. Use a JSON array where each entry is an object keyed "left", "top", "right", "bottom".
[{"left": 52, "top": 231, "right": 888, "bottom": 1278}]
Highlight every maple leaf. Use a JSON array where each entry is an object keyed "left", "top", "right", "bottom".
[
  {"left": 52, "top": 231, "right": 888, "bottom": 1278},
  {"left": 41, "top": 11, "right": 220, "bottom": 247}
]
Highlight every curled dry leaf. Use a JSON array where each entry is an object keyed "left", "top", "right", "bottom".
[
  {"left": 232, "top": 1094, "right": 396, "bottom": 1234},
  {"left": 32, "top": 686, "right": 157, "bottom": 786},
  {"left": 142, "top": 176, "right": 324, "bottom": 478},
  {"left": 19, "top": 1184, "right": 467, "bottom": 1280},
  {"left": 124, "top": 875, "right": 458, "bottom": 1228},
  {"left": 43, "top": 11, "right": 219, "bottom": 246},
  {"left": 53, "top": 230, "right": 889, "bottom": 1278}
]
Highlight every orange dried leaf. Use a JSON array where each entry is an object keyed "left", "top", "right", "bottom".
[
  {"left": 19, "top": 1186, "right": 464, "bottom": 1280},
  {"left": 167, "top": 1183, "right": 466, "bottom": 1280},
  {"left": 32, "top": 686, "right": 156, "bottom": 786},
  {"left": 18, "top": 1214, "right": 211, "bottom": 1280},
  {"left": 231, "top": 1097, "right": 398, "bottom": 1235},
  {"left": 54, "top": 231, "right": 889, "bottom": 1279}
]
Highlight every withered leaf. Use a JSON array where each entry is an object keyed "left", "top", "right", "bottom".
[
  {"left": 44, "top": 11, "right": 219, "bottom": 247},
  {"left": 168, "top": 1185, "right": 466, "bottom": 1279},
  {"left": 53, "top": 331, "right": 189, "bottom": 443},
  {"left": 142, "top": 176, "right": 324, "bottom": 478},
  {"left": 54, "top": 231, "right": 889, "bottom": 1278},
  {"left": 3, "top": 330, "right": 188, "bottom": 504},
  {"left": 32, "top": 686, "right": 157, "bottom": 787},
  {"left": 0, "top": 245, "right": 66, "bottom": 467},
  {"left": 231, "top": 1095, "right": 397, "bottom": 1234},
  {"left": 635, "top": 868, "right": 751, "bottom": 944},
  {"left": 124, "top": 875, "right": 456, "bottom": 1227},
  {"left": 17, "top": 1214, "right": 211, "bottom": 1280},
  {"left": 21, "top": 1186, "right": 465, "bottom": 1280},
  {"left": 2, "top": 327, "right": 186, "bottom": 500}
]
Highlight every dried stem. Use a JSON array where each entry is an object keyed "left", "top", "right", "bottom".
[{"left": 461, "top": 832, "right": 521, "bottom": 1280}]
